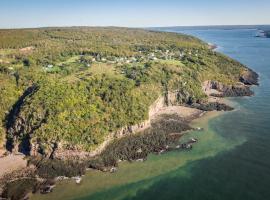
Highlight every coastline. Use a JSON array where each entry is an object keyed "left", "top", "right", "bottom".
[
  {"left": 0, "top": 27, "right": 259, "bottom": 199},
  {"left": 32, "top": 76, "right": 257, "bottom": 197},
  {"left": 208, "top": 43, "right": 218, "bottom": 50},
  {"left": 0, "top": 103, "right": 204, "bottom": 190},
  {"left": 0, "top": 99, "right": 223, "bottom": 197},
  {"left": 0, "top": 73, "right": 258, "bottom": 199},
  {"left": 30, "top": 108, "right": 231, "bottom": 200}
]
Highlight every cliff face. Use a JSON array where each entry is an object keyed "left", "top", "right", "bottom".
[
  {"left": 53, "top": 96, "right": 166, "bottom": 159},
  {"left": 240, "top": 69, "right": 259, "bottom": 86},
  {"left": 53, "top": 91, "right": 198, "bottom": 160},
  {"left": 5, "top": 67, "right": 258, "bottom": 159},
  {"left": 5, "top": 86, "right": 187, "bottom": 159},
  {"left": 203, "top": 80, "right": 254, "bottom": 97},
  {"left": 203, "top": 69, "right": 258, "bottom": 98}
]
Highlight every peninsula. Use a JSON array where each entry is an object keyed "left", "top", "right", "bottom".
[{"left": 0, "top": 27, "right": 258, "bottom": 199}]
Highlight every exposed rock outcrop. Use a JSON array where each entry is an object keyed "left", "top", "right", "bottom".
[
  {"left": 203, "top": 80, "right": 255, "bottom": 98},
  {"left": 216, "top": 85, "right": 254, "bottom": 97},
  {"left": 191, "top": 102, "right": 233, "bottom": 111},
  {"left": 53, "top": 96, "right": 166, "bottom": 159},
  {"left": 165, "top": 90, "right": 194, "bottom": 106},
  {"left": 5, "top": 68, "right": 259, "bottom": 160},
  {"left": 203, "top": 69, "right": 258, "bottom": 98},
  {"left": 240, "top": 69, "right": 259, "bottom": 85}
]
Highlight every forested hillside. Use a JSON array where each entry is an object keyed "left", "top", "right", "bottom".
[{"left": 0, "top": 27, "right": 254, "bottom": 155}]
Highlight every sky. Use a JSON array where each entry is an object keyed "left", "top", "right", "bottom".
[{"left": 0, "top": 0, "right": 270, "bottom": 28}]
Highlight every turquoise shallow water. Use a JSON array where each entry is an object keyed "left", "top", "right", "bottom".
[
  {"left": 123, "top": 28, "right": 270, "bottom": 200},
  {"left": 31, "top": 28, "right": 270, "bottom": 200}
]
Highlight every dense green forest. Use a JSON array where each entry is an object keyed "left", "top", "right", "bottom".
[{"left": 0, "top": 27, "right": 251, "bottom": 154}]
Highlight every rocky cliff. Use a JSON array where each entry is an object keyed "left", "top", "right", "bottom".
[
  {"left": 53, "top": 96, "right": 166, "bottom": 159},
  {"left": 203, "top": 69, "right": 258, "bottom": 98}
]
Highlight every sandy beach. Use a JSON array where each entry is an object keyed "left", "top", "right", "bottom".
[
  {"left": 153, "top": 105, "right": 203, "bottom": 121},
  {"left": 0, "top": 153, "right": 27, "bottom": 179}
]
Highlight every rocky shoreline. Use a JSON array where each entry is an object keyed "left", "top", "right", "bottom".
[
  {"left": 0, "top": 107, "right": 242, "bottom": 199},
  {"left": 0, "top": 108, "right": 203, "bottom": 200},
  {"left": 0, "top": 68, "right": 259, "bottom": 199},
  {"left": 208, "top": 43, "right": 218, "bottom": 50}
]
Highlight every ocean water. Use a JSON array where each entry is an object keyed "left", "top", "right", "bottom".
[{"left": 31, "top": 28, "right": 270, "bottom": 200}]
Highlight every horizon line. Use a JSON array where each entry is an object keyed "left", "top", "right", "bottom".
[{"left": 0, "top": 24, "right": 270, "bottom": 30}]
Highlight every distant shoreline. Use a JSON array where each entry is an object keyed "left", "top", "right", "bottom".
[{"left": 255, "top": 29, "right": 270, "bottom": 38}]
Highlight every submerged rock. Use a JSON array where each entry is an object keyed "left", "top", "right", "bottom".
[{"left": 191, "top": 102, "right": 233, "bottom": 111}]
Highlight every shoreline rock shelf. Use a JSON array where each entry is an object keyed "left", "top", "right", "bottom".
[
  {"left": 0, "top": 80, "right": 258, "bottom": 198},
  {"left": 0, "top": 77, "right": 259, "bottom": 198}
]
